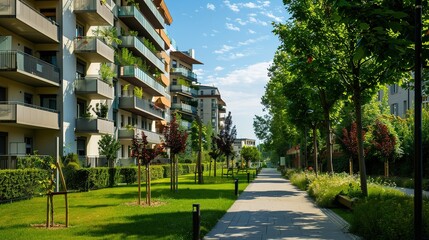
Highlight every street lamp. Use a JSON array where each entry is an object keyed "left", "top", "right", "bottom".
[{"left": 304, "top": 109, "right": 313, "bottom": 169}]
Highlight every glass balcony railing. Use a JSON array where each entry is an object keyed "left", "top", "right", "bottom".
[
  {"left": 117, "top": 6, "right": 163, "bottom": 49},
  {"left": 75, "top": 77, "right": 113, "bottom": 99},
  {"left": 139, "top": 0, "right": 164, "bottom": 29},
  {"left": 120, "top": 66, "right": 167, "bottom": 97},
  {"left": 170, "top": 85, "right": 197, "bottom": 96},
  {"left": 74, "top": 0, "right": 114, "bottom": 26},
  {"left": 0, "top": 101, "right": 59, "bottom": 129},
  {"left": 120, "top": 36, "right": 164, "bottom": 73},
  {"left": 118, "top": 128, "right": 163, "bottom": 144},
  {"left": 171, "top": 67, "right": 197, "bottom": 82},
  {"left": 119, "top": 96, "right": 165, "bottom": 120},
  {"left": 0, "top": 0, "right": 59, "bottom": 43},
  {"left": 75, "top": 117, "right": 114, "bottom": 135},
  {"left": 74, "top": 37, "right": 115, "bottom": 63},
  {"left": 0, "top": 50, "right": 60, "bottom": 87}
]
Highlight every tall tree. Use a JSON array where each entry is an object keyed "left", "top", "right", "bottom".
[
  {"left": 216, "top": 112, "right": 237, "bottom": 169},
  {"left": 98, "top": 134, "right": 121, "bottom": 167},
  {"left": 240, "top": 146, "right": 261, "bottom": 168},
  {"left": 163, "top": 115, "right": 188, "bottom": 192},
  {"left": 131, "top": 131, "right": 164, "bottom": 205}
]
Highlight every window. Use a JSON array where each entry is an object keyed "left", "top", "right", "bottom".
[
  {"left": 211, "top": 90, "right": 215, "bottom": 95},
  {"left": 24, "top": 137, "right": 33, "bottom": 155},
  {"left": 172, "top": 60, "right": 177, "bottom": 68},
  {"left": 24, "top": 93, "right": 33, "bottom": 104},
  {"left": 24, "top": 47, "right": 32, "bottom": 56},
  {"left": 391, "top": 103, "right": 399, "bottom": 116},
  {"left": 173, "top": 96, "right": 178, "bottom": 104},
  {"left": 403, "top": 100, "right": 408, "bottom": 116},
  {"left": 76, "top": 24, "right": 84, "bottom": 37},
  {"left": 40, "top": 8, "right": 56, "bottom": 22},
  {"left": 77, "top": 99, "right": 86, "bottom": 118},
  {"left": 76, "top": 138, "right": 86, "bottom": 157},
  {"left": 113, "top": 110, "right": 117, "bottom": 127},
  {"left": 120, "top": 115, "right": 124, "bottom": 127},
  {"left": 121, "top": 145, "right": 124, "bottom": 158},
  {"left": 200, "top": 91, "right": 203, "bottom": 95},
  {"left": 390, "top": 84, "right": 398, "bottom": 94},
  {"left": 0, "top": 87, "right": 6, "bottom": 101},
  {"left": 172, "top": 79, "right": 177, "bottom": 85},
  {"left": 40, "top": 95, "right": 57, "bottom": 110},
  {"left": 39, "top": 51, "right": 57, "bottom": 66},
  {"left": 76, "top": 60, "right": 86, "bottom": 79}
]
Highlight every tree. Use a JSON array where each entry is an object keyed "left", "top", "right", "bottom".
[
  {"left": 371, "top": 120, "right": 397, "bottom": 177},
  {"left": 163, "top": 115, "right": 188, "bottom": 191},
  {"left": 340, "top": 122, "right": 367, "bottom": 175},
  {"left": 209, "top": 135, "right": 223, "bottom": 177},
  {"left": 98, "top": 134, "right": 120, "bottom": 167},
  {"left": 216, "top": 112, "right": 237, "bottom": 170},
  {"left": 131, "top": 131, "right": 164, "bottom": 205},
  {"left": 240, "top": 146, "right": 261, "bottom": 168}
]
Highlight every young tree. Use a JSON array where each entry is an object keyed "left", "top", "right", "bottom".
[
  {"left": 131, "top": 131, "right": 164, "bottom": 205},
  {"left": 163, "top": 115, "right": 188, "bottom": 191},
  {"left": 371, "top": 120, "right": 397, "bottom": 177},
  {"left": 98, "top": 134, "right": 121, "bottom": 167},
  {"left": 240, "top": 146, "right": 261, "bottom": 168},
  {"left": 209, "top": 135, "right": 223, "bottom": 177},
  {"left": 340, "top": 122, "right": 367, "bottom": 175},
  {"left": 216, "top": 112, "right": 237, "bottom": 169}
]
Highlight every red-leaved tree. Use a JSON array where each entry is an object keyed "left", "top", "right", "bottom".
[
  {"left": 371, "top": 120, "right": 396, "bottom": 177},
  {"left": 342, "top": 122, "right": 367, "bottom": 175},
  {"left": 163, "top": 115, "right": 188, "bottom": 192},
  {"left": 131, "top": 131, "right": 164, "bottom": 205}
]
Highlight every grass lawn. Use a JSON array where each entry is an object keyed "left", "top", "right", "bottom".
[{"left": 0, "top": 170, "right": 255, "bottom": 240}]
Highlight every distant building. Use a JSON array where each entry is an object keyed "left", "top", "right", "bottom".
[
  {"left": 379, "top": 83, "right": 414, "bottom": 118},
  {"left": 233, "top": 138, "right": 256, "bottom": 163},
  {"left": 196, "top": 85, "right": 226, "bottom": 133}
]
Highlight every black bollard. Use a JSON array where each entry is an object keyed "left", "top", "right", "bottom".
[
  {"left": 192, "top": 204, "right": 200, "bottom": 240},
  {"left": 247, "top": 172, "right": 250, "bottom": 183},
  {"left": 253, "top": 172, "right": 255, "bottom": 179},
  {"left": 234, "top": 178, "right": 239, "bottom": 196}
]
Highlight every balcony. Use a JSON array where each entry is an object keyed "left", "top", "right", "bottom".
[
  {"left": 119, "top": 96, "right": 164, "bottom": 120},
  {"left": 171, "top": 103, "right": 195, "bottom": 115},
  {"left": 75, "top": 77, "right": 113, "bottom": 99},
  {"left": 118, "top": 128, "right": 162, "bottom": 144},
  {"left": 171, "top": 67, "right": 197, "bottom": 82},
  {"left": 75, "top": 118, "right": 114, "bottom": 134},
  {"left": 0, "top": 102, "right": 59, "bottom": 129},
  {"left": 117, "top": 6, "right": 163, "bottom": 49},
  {"left": 170, "top": 85, "right": 197, "bottom": 97},
  {"left": 74, "top": 37, "right": 115, "bottom": 63},
  {"left": 119, "top": 66, "right": 167, "bottom": 97},
  {"left": 74, "top": 0, "right": 114, "bottom": 26},
  {"left": 120, "top": 36, "right": 165, "bottom": 73},
  {"left": 139, "top": 0, "right": 164, "bottom": 29},
  {"left": 0, "top": 51, "right": 60, "bottom": 87},
  {"left": 0, "top": 0, "right": 59, "bottom": 43}
]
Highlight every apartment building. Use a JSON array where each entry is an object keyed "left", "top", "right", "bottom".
[
  {"left": 196, "top": 85, "right": 226, "bottom": 133},
  {"left": 379, "top": 83, "right": 414, "bottom": 118},
  {"left": 0, "top": 0, "right": 172, "bottom": 168},
  {"left": 233, "top": 138, "right": 256, "bottom": 165},
  {"left": 169, "top": 49, "right": 202, "bottom": 129}
]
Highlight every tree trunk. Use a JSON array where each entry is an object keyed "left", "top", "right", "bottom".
[
  {"left": 147, "top": 163, "right": 151, "bottom": 206},
  {"left": 138, "top": 159, "right": 141, "bottom": 205},
  {"left": 384, "top": 161, "right": 389, "bottom": 177},
  {"left": 50, "top": 194, "right": 54, "bottom": 227},
  {"left": 349, "top": 157, "right": 353, "bottom": 175},
  {"left": 214, "top": 158, "right": 217, "bottom": 177},
  {"left": 353, "top": 80, "right": 368, "bottom": 196},
  {"left": 313, "top": 126, "right": 318, "bottom": 177},
  {"left": 170, "top": 154, "right": 174, "bottom": 191},
  {"left": 319, "top": 90, "right": 334, "bottom": 173},
  {"left": 175, "top": 155, "right": 179, "bottom": 192}
]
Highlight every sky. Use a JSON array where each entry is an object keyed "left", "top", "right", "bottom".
[{"left": 164, "top": 0, "right": 289, "bottom": 143}]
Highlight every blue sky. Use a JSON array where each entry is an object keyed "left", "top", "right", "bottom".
[{"left": 164, "top": 0, "right": 288, "bottom": 142}]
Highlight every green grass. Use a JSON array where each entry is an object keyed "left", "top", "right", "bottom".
[{"left": 0, "top": 170, "right": 255, "bottom": 240}]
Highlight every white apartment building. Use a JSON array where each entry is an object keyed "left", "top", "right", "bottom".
[
  {"left": 0, "top": 0, "right": 173, "bottom": 168},
  {"left": 196, "top": 85, "right": 226, "bottom": 133}
]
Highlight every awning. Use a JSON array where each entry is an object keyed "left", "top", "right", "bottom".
[{"left": 155, "top": 96, "right": 171, "bottom": 108}]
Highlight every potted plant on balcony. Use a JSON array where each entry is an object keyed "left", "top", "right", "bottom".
[
  {"left": 133, "top": 87, "right": 143, "bottom": 99},
  {"left": 92, "top": 102, "right": 109, "bottom": 119},
  {"left": 99, "top": 63, "right": 115, "bottom": 87},
  {"left": 92, "top": 27, "right": 122, "bottom": 47}
]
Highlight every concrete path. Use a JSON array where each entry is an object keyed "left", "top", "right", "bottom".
[{"left": 204, "top": 168, "right": 357, "bottom": 240}]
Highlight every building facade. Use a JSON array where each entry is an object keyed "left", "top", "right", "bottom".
[
  {"left": 196, "top": 85, "right": 226, "bottom": 133},
  {"left": 233, "top": 138, "right": 256, "bottom": 163},
  {"left": 0, "top": 0, "right": 173, "bottom": 168}
]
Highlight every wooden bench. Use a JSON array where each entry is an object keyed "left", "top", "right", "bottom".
[{"left": 222, "top": 168, "right": 234, "bottom": 178}]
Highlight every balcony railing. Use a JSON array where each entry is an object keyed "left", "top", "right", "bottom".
[
  {"left": 171, "top": 67, "right": 197, "bottom": 82},
  {"left": 0, "top": 50, "right": 60, "bottom": 87},
  {"left": 139, "top": 0, "right": 164, "bottom": 29},
  {"left": 0, "top": 101, "right": 59, "bottom": 129},
  {"left": 74, "top": 37, "right": 115, "bottom": 63},
  {"left": 120, "top": 36, "right": 164, "bottom": 73},
  {"left": 0, "top": 0, "right": 59, "bottom": 43},
  {"left": 118, "top": 128, "right": 163, "bottom": 144},
  {"left": 170, "top": 84, "right": 198, "bottom": 96},
  {"left": 119, "top": 96, "right": 165, "bottom": 120},
  {"left": 117, "top": 6, "right": 163, "bottom": 49},
  {"left": 120, "top": 66, "right": 167, "bottom": 97},
  {"left": 75, "top": 118, "right": 114, "bottom": 134},
  {"left": 75, "top": 77, "right": 113, "bottom": 99},
  {"left": 74, "top": 0, "right": 114, "bottom": 26},
  {"left": 171, "top": 103, "right": 195, "bottom": 114}
]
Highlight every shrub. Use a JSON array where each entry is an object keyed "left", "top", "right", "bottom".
[
  {"left": 120, "top": 168, "right": 137, "bottom": 185},
  {"left": 286, "top": 170, "right": 315, "bottom": 191},
  {"left": 0, "top": 169, "right": 47, "bottom": 201}
]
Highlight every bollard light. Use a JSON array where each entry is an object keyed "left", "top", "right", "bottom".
[
  {"left": 234, "top": 178, "right": 239, "bottom": 196},
  {"left": 192, "top": 204, "right": 200, "bottom": 240}
]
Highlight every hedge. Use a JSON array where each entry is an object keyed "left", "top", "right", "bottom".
[{"left": 0, "top": 169, "right": 47, "bottom": 201}]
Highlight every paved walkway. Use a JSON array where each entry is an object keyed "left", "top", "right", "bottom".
[{"left": 204, "top": 168, "right": 358, "bottom": 240}]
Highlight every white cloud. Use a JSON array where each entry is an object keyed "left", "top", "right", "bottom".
[
  {"left": 226, "top": 23, "right": 240, "bottom": 31},
  {"left": 249, "top": 17, "right": 268, "bottom": 26},
  {"left": 207, "top": 61, "right": 271, "bottom": 86},
  {"left": 248, "top": 29, "right": 256, "bottom": 34},
  {"left": 202, "top": 45, "right": 208, "bottom": 49},
  {"left": 235, "top": 18, "right": 247, "bottom": 26},
  {"left": 261, "top": 11, "right": 283, "bottom": 22},
  {"left": 242, "top": 2, "right": 258, "bottom": 8},
  {"left": 214, "top": 44, "right": 234, "bottom": 54},
  {"left": 193, "top": 68, "right": 204, "bottom": 77},
  {"left": 224, "top": 0, "right": 239, "bottom": 12},
  {"left": 207, "top": 3, "right": 215, "bottom": 11},
  {"left": 214, "top": 66, "right": 224, "bottom": 71},
  {"left": 238, "top": 35, "right": 269, "bottom": 46}
]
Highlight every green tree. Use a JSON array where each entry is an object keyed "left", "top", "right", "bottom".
[
  {"left": 216, "top": 112, "right": 237, "bottom": 169},
  {"left": 98, "top": 134, "right": 120, "bottom": 168},
  {"left": 240, "top": 146, "right": 261, "bottom": 168}
]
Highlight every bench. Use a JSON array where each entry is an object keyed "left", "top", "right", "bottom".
[{"left": 222, "top": 168, "right": 234, "bottom": 178}]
